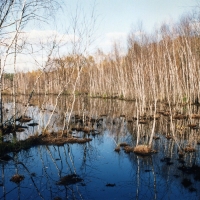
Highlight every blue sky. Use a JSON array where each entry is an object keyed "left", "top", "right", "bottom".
[
  {"left": 96, "top": 0, "right": 197, "bottom": 32},
  {"left": 4, "top": 0, "right": 199, "bottom": 72},
  {"left": 62, "top": 0, "right": 198, "bottom": 52}
]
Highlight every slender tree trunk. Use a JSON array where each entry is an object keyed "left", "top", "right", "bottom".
[{"left": 0, "top": 58, "right": 3, "bottom": 142}]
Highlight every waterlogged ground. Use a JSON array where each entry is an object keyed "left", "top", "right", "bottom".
[
  {"left": 1, "top": 95, "right": 200, "bottom": 200},
  {"left": 1, "top": 132, "right": 200, "bottom": 200}
]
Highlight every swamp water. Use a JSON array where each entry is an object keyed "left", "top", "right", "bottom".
[{"left": 0, "top": 95, "right": 200, "bottom": 200}]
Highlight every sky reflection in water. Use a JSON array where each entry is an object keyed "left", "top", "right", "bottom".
[
  {"left": 0, "top": 96, "right": 200, "bottom": 200},
  {"left": 1, "top": 131, "right": 200, "bottom": 200}
]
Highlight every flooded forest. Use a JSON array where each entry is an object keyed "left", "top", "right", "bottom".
[{"left": 1, "top": 1, "right": 200, "bottom": 200}]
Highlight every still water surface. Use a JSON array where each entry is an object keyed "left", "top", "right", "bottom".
[{"left": 0, "top": 95, "right": 200, "bottom": 200}]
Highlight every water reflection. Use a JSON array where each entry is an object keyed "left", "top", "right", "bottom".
[{"left": 0, "top": 95, "right": 200, "bottom": 199}]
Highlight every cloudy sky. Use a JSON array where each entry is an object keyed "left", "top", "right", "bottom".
[
  {"left": 3, "top": 0, "right": 198, "bottom": 72},
  {"left": 31, "top": 0, "right": 198, "bottom": 53},
  {"left": 74, "top": 0, "right": 198, "bottom": 52}
]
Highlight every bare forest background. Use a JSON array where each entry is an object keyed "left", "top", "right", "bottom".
[
  {"left": 2, "top": 8, "right": 200, "bottom": 107},
  {"left": 1, "top": 0, "right": 200, "bottom": 157}
]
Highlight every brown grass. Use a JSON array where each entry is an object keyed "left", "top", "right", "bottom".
[
  {"left": 41, "top": 136, "right": 92, "bottom": 145},
  {"left": 133, "top": 145, "right": 152, "bottom": 155},
  {"left": 0, "top": 134, "right": 92, "bottom": 156},
  {"left": 184, "top": 146, "right": 196, "bottom": 152},
  {"left": 191, "top": 114, "right": 200, "bottom": 119},
  {"left": 124, "top": 146, "right": 134, "bottom": 153}
]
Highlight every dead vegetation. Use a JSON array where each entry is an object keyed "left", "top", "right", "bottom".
[
  {"left": 0, "top": 133, "right": 92, "bottom": 156},
  {"left": 133, "top": 145, "right": 152, "bottom": 156},
  {"left": 56, "top": 174, "right": 83, "bottom": 185},
  {"left": 18, "top": 116, "right": 32, "bottom": 123},
  {"left": 32, "top": 134, "right": 93, "bottom": 146},
  {"left": 10, "top": 174, "right": 25, "bottom": 183},
  {"left": 184, "top": 146, "right": 196, "bottom": 153},
  {"left": 124, "top": 146, "right": 134, "bottom": 153}
]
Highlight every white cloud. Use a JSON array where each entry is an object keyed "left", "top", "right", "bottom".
[
  {"left": 134, "top": 31, "right": 145, "bottom": 37},
  {"left": 97, "top": 31, "right": 128, "bottom": 53},
  {"left": 3, "top": 54, "right": 42, "bottom": 73},
  {"left": 0, "top": 30, "right": 79, "bottom": 49},
  {"left": 106, "top": 32, "right": 127, "bottom": 40},
  {"left": 1, "top": 30, "right": 80, "bottom": 73},
  {"left": 21, "top": 30, "right": 79, "bottom": 45},
  {"left": 189, "top": 21, "right": 200, "bottom": 34}
]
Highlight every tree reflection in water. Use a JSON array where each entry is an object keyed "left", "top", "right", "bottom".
[{"left": 0, "top": 96, "right": 200, "bottom": 199}]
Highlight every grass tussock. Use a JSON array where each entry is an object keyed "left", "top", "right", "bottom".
[
  {"left": 133, "top": 145, "right": 152, "bottom": 155},
  {"left": 124, "top": 146, "right": 134, "bottom": 153},
  {"left": 0, "top": 133, "right": 92, "bottom": 156}
]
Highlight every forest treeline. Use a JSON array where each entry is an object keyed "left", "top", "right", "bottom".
[{"left": 3, "top": 12, "right": 200, "bottom": 106}]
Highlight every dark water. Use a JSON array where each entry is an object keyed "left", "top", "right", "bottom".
[{"left": 1, "top": 95, "right": 200, "bottom": 200}]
